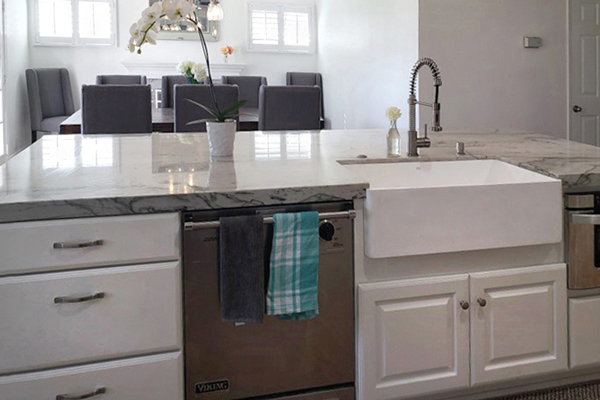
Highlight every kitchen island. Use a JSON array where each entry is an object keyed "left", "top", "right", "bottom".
[
  {"left": 1, "top": 130, "right": 600, "bottom": 223},
  {"left": 2, "top": 130, "right": 600, "bottom": 400}
]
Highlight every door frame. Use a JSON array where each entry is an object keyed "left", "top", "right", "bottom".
[
  {"left": 0, "top": 0, "right": 6, "bottom": 164},
  {"left": 567, "top": 0, "right": 572, "bottom": 142}
]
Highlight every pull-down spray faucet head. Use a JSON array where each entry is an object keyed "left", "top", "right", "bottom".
[{"left": 407, "top": 58, "right": 443, "bottom": 156}]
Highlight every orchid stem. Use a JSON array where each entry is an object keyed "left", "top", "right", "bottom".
[{"left": 190, "top": 13, "right": 221, "bottom": 117}]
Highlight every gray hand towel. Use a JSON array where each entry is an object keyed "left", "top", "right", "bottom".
[{"left": 219, "top": 215, "right": 265, "bottom": 323}]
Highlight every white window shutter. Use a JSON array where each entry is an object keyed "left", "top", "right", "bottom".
[
  {"left": 35, "top": 0, "right": 116, "bottom": 46},
  {"left": 248, "top": 3, "right": 315, "bottom": 53}
]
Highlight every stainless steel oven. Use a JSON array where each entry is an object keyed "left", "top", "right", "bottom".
[
  {"left": 565, "top": 194, "right": 600, "bottom": 289},
  {"left": 182, "top": 202, "right": 355, "bottom": 400}
]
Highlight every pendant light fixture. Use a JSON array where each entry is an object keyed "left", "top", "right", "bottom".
[{"left": 207, "top": 0, "right": 224, "bottom": 21}]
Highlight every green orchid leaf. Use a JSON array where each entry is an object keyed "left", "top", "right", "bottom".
[
  {"left": 220, "top": 100, "right": 248, "bottom": 117},
  {"left": 185, "top": 98, "right": 219, "bottom": 119},
  {"left": 187, "top": 118, "right": 216, "bottom": 126}
]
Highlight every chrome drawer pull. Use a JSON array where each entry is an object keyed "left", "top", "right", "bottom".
[
  {"left": 53, "top": 240, "right": 104, "bottom": 249},
  {"left": 56, "top": 387, "right": 106, "bottom": 400},
  {"left": 54, "top": 292, "right": 106, "bottom": 304},
  {"left": 570, "top": 214, "right": 600, "bottom": 225}
]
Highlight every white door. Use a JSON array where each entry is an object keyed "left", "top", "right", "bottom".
[
  {"left": 357, "top": 274, "right": 470, "bottom": 400},
  {"left": 570, "top": 0, "right": 600, "bottom": 145},
  {"left": 470, "top": 264, "right": 568, "bottom": 386},
  {"left": 0, "top": 0, "right": 5, "bottom": 163}
]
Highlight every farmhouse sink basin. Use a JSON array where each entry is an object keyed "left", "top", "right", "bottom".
[{"left": 344, "top": 160, "right": 563, "bottom": 258}]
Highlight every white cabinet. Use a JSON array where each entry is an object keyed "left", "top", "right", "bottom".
[
  {"left": 569, "top": 296, "right": 600, "bottom": 368},
  {"left": 358, "top": 264, "right": 567, "bottom": 400},
  {"left": 0, "top": 262, "right": 182, "bottom": 374},
  {"left": 470, "top": 265, "right": 568, "bottom": 385},
  {"left": 0, "top": 213, "right": 180, "bottom": 276},
  {"left": 0, "top": 352, "right": 183, "bottom": 400},
  {"left": 358, "top": 275, "right": 470, "bottom": 400},
  {"left": 0, "top": 213, "right": 183, "bottom": 399}
]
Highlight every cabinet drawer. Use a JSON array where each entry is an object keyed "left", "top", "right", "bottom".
[
  {"left": 570, "top": 296, "right": 600, "bottom": 368},
  {"left": 0, "top": 352, "right": 183, "bottom": 400},
  {"left": 0, "top": 262, "right": 182, "bottom": 375},
  {"left": 0, "top": 213, "right": 180, "bottom": 276}
]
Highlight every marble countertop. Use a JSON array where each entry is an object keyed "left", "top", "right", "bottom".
[{"left": 1, "top": 129, "right": 600, "bottom": 223}]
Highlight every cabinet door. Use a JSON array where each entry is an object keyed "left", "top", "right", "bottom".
[
  {"left": 358, "top": 274, "right": 470, "bottom": 400},
  {"left": 470, "top": 264, "right": 567, "bottom": 385}
]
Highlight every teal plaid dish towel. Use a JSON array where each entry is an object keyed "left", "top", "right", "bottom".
[{"left": 267, "top": 211, "right": 320, "bottom": 321}]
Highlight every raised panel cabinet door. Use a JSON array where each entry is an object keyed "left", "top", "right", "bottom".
[
  {"left": 357, "top": 274, "right": 470, "bottom": 400},
  {"left": 470, "top": 264, "right": 567, "bottom": 385},
  {"left": 569, "top": 296, "right": 600, "bottom": 368}
]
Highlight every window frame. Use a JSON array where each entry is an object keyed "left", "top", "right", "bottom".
[
  {"left": 34, "top": 0, "right": 118, "bottom": 47},
  {"left": 247, "top": 3, "right": 316, "bottom": 54}
]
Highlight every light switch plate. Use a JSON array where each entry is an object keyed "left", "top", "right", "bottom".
[{"left": 523, "top": 36, "right": 543, "bottom": 48}]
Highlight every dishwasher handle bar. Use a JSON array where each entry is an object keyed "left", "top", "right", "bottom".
[{"left": 184, "top": 210, "right": 357, "bottom": 231}]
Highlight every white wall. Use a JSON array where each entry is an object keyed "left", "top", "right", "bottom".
[
  {"left": 419, "top": 0, "right": 568, "bottom": 139},
  {"left": 318, "top": 0, "right": 419, "bottom": 131},
  {"left": 5, "top": 0, "right": 31, "bottom": 155},
  {"left": 28, "top": 0, "right": 318, "bottom": 108}
]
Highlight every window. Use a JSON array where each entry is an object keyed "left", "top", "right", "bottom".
[
  {"left": 248, "top": 3, "right": 315, "bottom": 53},
  {"left": 35, "top": 0, "right": 117, "bottom": 46}
]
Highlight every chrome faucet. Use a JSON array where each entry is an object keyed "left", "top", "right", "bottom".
[{"left": 407, "top": 58, "right": 442, "bottom": 157}]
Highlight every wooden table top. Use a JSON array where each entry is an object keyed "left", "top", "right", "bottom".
[{"left": 59, "top": 107, "right": 259, "bottom": 134}]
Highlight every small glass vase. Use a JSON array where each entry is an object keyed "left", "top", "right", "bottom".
[
  {"left": 223, "top": 54, "right": 228, "bottom": 63},
  {"left": 387, "top": 120, "right": 400, "bottom": 157}
]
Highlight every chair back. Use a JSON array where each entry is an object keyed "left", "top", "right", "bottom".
[
  {"left": 258, "top": 86, "right": 321, "bottom": 131},
  {"left": 286, "top": 72, "right": 324, "bottom": 119},
  {"left": 95, "top": 75, "right": 147, "bottom": 85},
  {"left": 221, "top": 76, "right": 267, "bottom": 108},
  {"left": 174, "top": 84, "right": 240, "bottom": 132},
  {"left": 26, "top": 68, "right": 75, "bottom": 131},
  {"left": 286, "top": 72, "right": 322, "bottom": 87},
  {"left": 161, "top": 75, "right": 188, "bottom": 109},
  {"left": 82, "top": 85, "right": 152, "bottom": 134}
]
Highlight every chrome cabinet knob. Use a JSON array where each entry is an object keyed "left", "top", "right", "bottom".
[
  {"left": 573, "top": 105, "right": 583, "bottom": 113},
  {"left": 460, "top": 301, "right": 470, "bottom": 310},
  {"left": 477, "top": 298, "right": 487, "bottom": 307}
]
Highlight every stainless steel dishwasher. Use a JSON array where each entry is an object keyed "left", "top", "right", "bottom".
[{"left": 182, "top": 202, "right": 356, "bottom": 400}]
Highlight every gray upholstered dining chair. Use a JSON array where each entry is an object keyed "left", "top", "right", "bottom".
[
  {"left": 258, "top": 86, "right": 321, "bottom": 131},
  {"left": 221, "top": 76, "right": 267, "bottom": 109},
  {"left": 286, "top": 72, "right": 324, "bottom": 119},
  {"left": 26, "top": 68, "right": 75, "bottom": 143},
  {"left": 161, "top": 75, "right": 188, "bottom": 109},
  {"left": 174, "top": 84, "right": 240, "bottom": 133},
  {"left": 81, "top": 85, "right": 152, "bottom": 134},
  {"left": 95, "top": 75, "right": 147, "bottom": 85}
]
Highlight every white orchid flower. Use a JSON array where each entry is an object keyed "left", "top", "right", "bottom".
[
  {"left": 145, "top": 30, "right": 158, "bottom": 45},
  {"left": 127, "top": 37, "right": 136, "bottom": 53},
  {"left": 142, "top": 2, "right": 163, "bottom": 24},
  {"left": 129, "top": 22, "right": 141, "bottom": 37},
  {"left": 166, "top": 0, "right": 196, "bottom": 22}
]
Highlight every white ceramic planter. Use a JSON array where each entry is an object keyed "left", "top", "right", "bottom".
[{"left": 206, "top": 121, "right": 236, "bottom": 157}]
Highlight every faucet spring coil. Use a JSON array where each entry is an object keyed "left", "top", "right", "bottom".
[{"left": 409, "top": 58, "right": 442, "bottom": 98}]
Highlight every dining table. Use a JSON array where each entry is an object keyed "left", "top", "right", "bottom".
[{"left": 58, "top": 107, "right": 260, "bottom": 134}]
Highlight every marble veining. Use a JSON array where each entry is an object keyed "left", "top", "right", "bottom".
[{"left": 1, "top": 130, "right": 600, "bottom": 223}]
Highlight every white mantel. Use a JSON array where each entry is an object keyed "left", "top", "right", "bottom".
[{"left": 121, "top": 61, "right": 246, "bottom": 80}]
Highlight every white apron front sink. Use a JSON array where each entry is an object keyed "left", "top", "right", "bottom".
[{"left": 344, "top": 160, "right": 563, "bottom": 258}]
